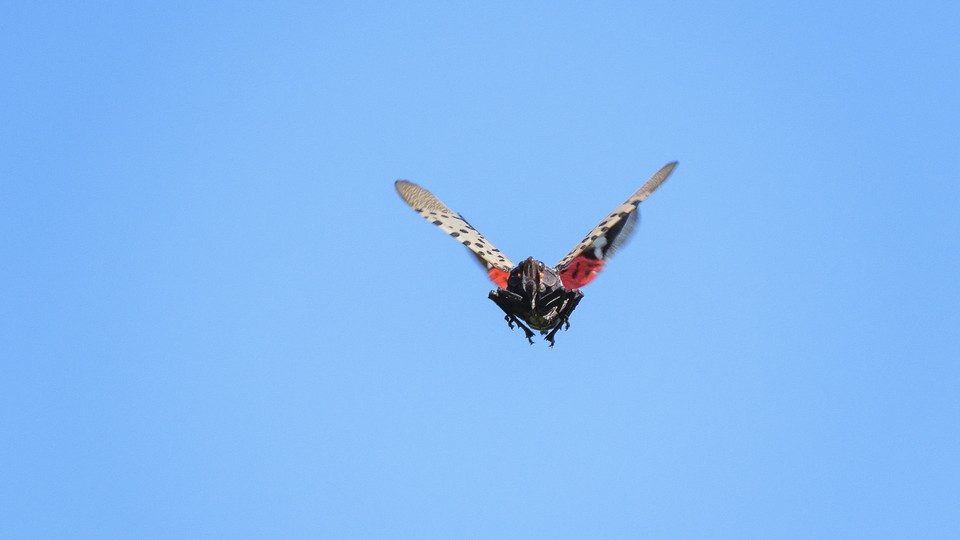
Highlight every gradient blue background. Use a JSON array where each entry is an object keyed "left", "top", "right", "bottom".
[{"left": 3, "top": 2, "right": 958, "bottom": 538}]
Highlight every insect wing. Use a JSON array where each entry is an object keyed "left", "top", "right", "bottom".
[
  {"left": 555, "top": 161, "right": 677, "bottom": 289},
  {"left": 395, "top": 180, "right": 514, "bottom": 287}
]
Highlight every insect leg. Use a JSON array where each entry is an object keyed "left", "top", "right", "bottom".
[
  {"left": 507, "top": 314, "right": 535, "bottom": 344},
  {"left": 544, "top": 320, "right": 565, "bottom": 347},
  {"left": 489, "top": 290, "right": 535, "bottom": 344},
  {"left": 550, "top": 290, "right": 584, "bottom": 342}
]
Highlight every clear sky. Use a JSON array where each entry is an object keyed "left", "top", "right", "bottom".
[{"left": 3, "top": 2, "right": 959, "bottom": 538}]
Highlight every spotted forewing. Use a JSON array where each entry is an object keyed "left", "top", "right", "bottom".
[
  {"left": 555, "top": 161, "right": 677, "bottom": 289},
  {"left": 394, "top": 180, "right": 514, "bottom": 287}
]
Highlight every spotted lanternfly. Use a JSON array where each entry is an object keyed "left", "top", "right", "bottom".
[{"left": 395, "top": 161, "right": 677, "bottom": 346}]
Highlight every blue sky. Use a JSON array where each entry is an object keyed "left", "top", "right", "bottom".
[{"left": 2, "top": 1, "right": 958, "bottom": 538}]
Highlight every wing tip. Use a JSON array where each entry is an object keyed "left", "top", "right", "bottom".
[
  {"left": 395, "top": 180, "right": 429, "bottom": 209},
  {"left": 639, "top": 161, "right": 679, "bottom": 195}
]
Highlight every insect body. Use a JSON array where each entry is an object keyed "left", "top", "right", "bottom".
[{"left": 395, "top": 162, "right": 677, "bottom": 346}]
